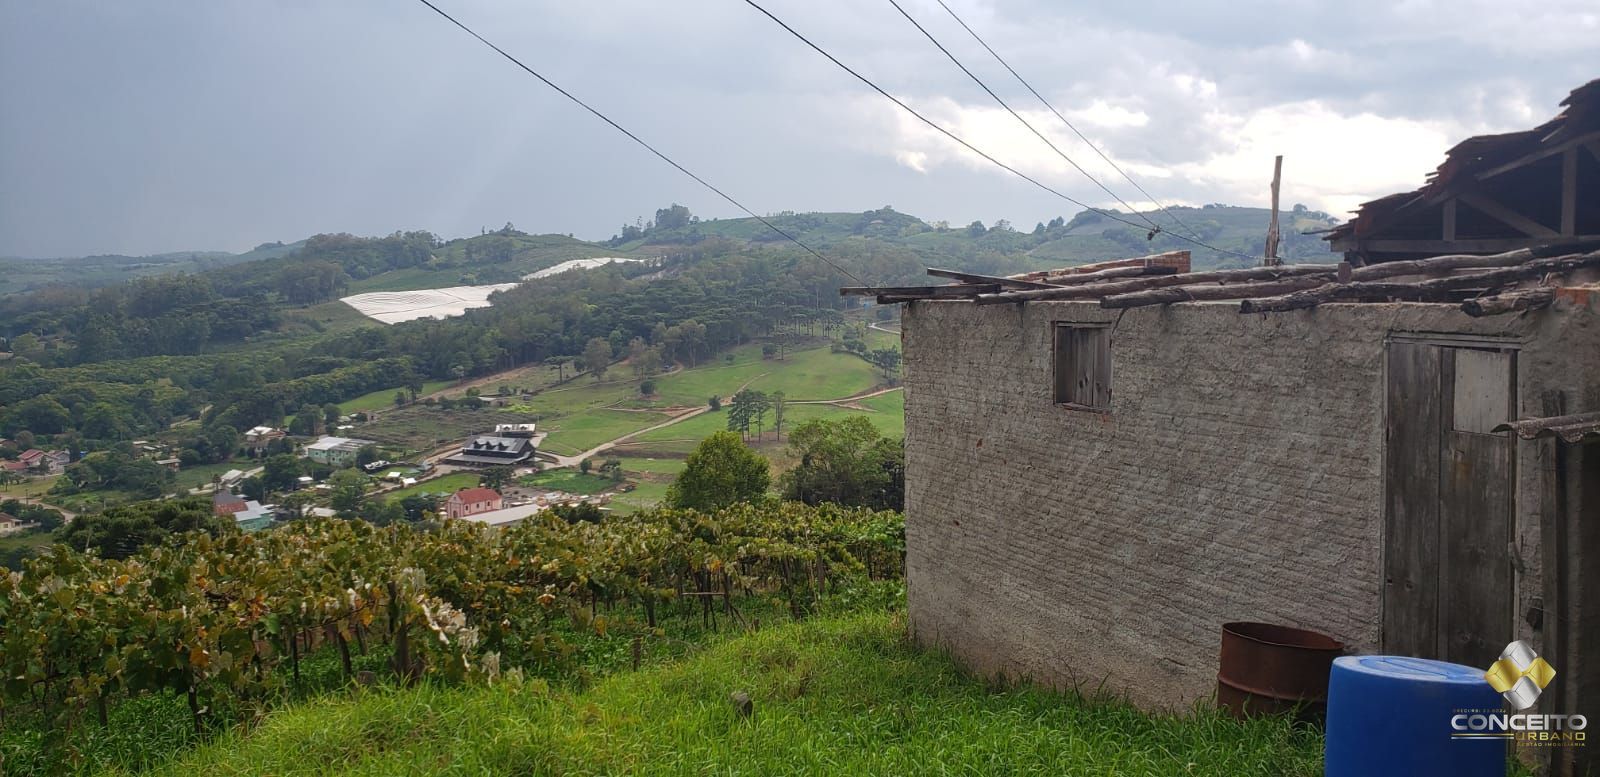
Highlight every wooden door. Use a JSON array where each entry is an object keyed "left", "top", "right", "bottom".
[{"left": 1383, "top": 340, "right": 1516, "bottom": 666}]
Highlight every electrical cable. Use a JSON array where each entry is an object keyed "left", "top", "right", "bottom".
[{"left": 414, "top": 0, "right": 867, "bottom": 285}]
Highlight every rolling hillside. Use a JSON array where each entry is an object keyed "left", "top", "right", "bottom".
[
  {"left": 617, "top": 204, "right": 1340, "bottom": 271},
  {"left": 0, "top": 241, "right": 303, "bottom": 297}
]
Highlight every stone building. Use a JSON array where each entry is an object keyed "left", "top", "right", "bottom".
[{"left": 877, "top": 79, "right": 1600, "bottom": 777}]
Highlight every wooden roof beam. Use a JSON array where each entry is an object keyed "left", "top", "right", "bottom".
[
  {"left": 839, "top": 284, "right": 999, "bottom": 298},
  {"left": 924, "top": 269, "right": 1058, "bottom": 290},
  {"left": 1457, "top": 192, "right": 1559, "bottom": 238},
  {"left": 1474, "top": 129, "right": 1600, "bottom": 180},
  {"left": 1238, "top": 250, "right": 1600, "bottom": 313}
]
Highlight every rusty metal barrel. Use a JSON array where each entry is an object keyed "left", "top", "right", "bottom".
[{"left": 1217, "top": 621, "right": 1346, "bottom": 719}]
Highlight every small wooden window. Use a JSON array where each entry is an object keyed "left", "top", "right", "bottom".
[{"left": 1053, "top": 324, "right": 1111, "bottom": 411}]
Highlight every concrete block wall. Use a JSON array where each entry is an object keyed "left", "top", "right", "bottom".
[{"left": 900, "top": 298, "right": 1590, "bottom": 709}]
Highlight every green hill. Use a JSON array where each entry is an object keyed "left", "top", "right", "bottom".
[
  {"left": 128, "top": 611, "right": 1323, "bottom": 777},
  {"left": 0, "top": 241, "right": 303, "bottom": 297},
  {"left": 615, "top": 204, "right": 1341, "bottom": 272}
]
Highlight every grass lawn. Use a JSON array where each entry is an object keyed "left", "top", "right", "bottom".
[
  {"left": 339, "top": 380, "right": 453, "bottom": 414},
  {"left": 537, "top": 409, "right": 672, "bottom": 457},
  {"left": 142, "top": 611, "right": 1324, "bottom": 776},
  {"left": 173, "top": 459, "right": 254, "bottom": 492},
  {"left": 617, "top": 457, "right": 686, "bottom": 476},
  {"left": 518, "top": 470, "right": 616, "bottom": 495},
  {"left": 644, "top": 342, "right": 879, "bottom": 406},
  {"left": 744, "top": 346, "right": 881, "bottom": 401},
  {"left": 0, "top": 475, "right": 60, "bottom": 499},
  {"left": 859, "top": 389, "right": 905, "bottom": 437},
  {"left": 607, "top": 480, "right": 671, "bottom": 514},
  {"left": 630, "top": 398, "right": 904, "bottom": 455},
  {"left": 382, "top": 472, "right": 480, "bottom": 502}
]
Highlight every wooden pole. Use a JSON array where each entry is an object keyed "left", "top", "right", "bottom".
[{"left": 1265, "top": 155, "right": 1283, "bottom": 267}]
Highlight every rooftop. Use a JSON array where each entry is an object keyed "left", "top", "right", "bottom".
[
  {"left": 451, "top": 487, "right": 502, "bottom": 504},
  {"left": 305, "top": 436, "right": 376, "bottom": 452},
  {"left": 842, "top": 246, "right": 1600, "bottom": 318}
]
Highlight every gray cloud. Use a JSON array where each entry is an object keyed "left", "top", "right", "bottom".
[{"left": 0, "top": 0, "right": 1591, "bottom": 257}]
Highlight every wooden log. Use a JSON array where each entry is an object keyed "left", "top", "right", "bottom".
[
  {"left": 1100, "top": 275, "right": 1333, "bottom": 309},
  {"left": 925, "top": 268, "right": 1057, "bottom": 289},
  {"left": 1461, "top": 287, "right": 1557, "bottom": 317},
  {"left": 1239, "top": 251, "right": 1600, "bottom": 313},
  {"left": 839, "top": 283, "right": 999, "bottom": 298},
  {"left": 1030, "top": 265, "right": 1178, "bottom": 286},
  {"left": 1346, "top": 247, "right": 1539, "bottom": 281},
  {"left": 1007, "top": 250, "right": 1190, "bottom": 281},
  {"left": 974, "top": 265, "right": 1339, "bottom": 305}
]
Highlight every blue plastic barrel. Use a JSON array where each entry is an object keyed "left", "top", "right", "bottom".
[{"left": 1325, "top": 655, "right": 1506, "bottom": 776}]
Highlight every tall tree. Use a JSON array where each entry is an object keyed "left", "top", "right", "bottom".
[
  {"left": 779, "top": 416, "right": 903, "bottom": 511},
  {"left": 583, "top": 337, "right": 612, "bottom": 381},
  {"left": 666, "top": 431, "right": 770, "bottom": 511},
  {"left": 771, "top": 391, "right": 786, "bottom": 439},
  {"left": 479, "top": 465, "right": 513, "bottom": 492},
  {"left": 327, "top": 469, "right": 369, "bottom": 515}
]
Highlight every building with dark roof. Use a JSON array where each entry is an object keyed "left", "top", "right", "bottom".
[{"left": 445, "top": 427, "right": 544, "bottom": 467}]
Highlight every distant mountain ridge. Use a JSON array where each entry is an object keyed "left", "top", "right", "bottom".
[
  {"left": 2, "top": 203, "right": 1340, "bottom": 300},
  {"left": 617, "top": 204, "right": 1341, "bottom": 271},
  {"left": 0, "top": 241, "right": 304, "bottom": 297}
]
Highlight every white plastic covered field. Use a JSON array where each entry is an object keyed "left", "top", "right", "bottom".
[
  {"left": 339, "top": 283, "right": 518, "bottom": 325},
  {"left": 523, "top": 256, "right": 642, "bottom": 279}
]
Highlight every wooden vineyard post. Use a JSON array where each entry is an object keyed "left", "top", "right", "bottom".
[{"left": 1265, "top": 155, "right": 1283, "bottom": 267}]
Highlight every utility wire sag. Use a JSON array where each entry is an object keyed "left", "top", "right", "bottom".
[
  {"left": 413, "top": 0, "right": 866, "bottom": 286},
  {"left": 746, "top": 0, "right": 1259, "bottom": 262},
  {"left": 886, "top": 0, "right": 1162, "bottom": 232},
  {"left": 929, "top": 0, "right": 1219, "bottom": 249}
]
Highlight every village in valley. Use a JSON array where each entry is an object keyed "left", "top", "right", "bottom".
[{"left": 1, "top": 2, "right": 1596, "bottom": 776}]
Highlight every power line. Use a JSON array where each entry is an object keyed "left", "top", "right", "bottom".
[
  {"left": 743, "top": 0, "right": 1259, "bottom": 262},
  {"left": 740, "top": 0, "right": 1154, "bottom": 234},
  {"left": 929, "top": 0, "right": 1205, "bottom": 242},
  {"left": 413, "top": 0, "right": 865, "bottom": 286},
  {"left": 885, "top": 0, "right": 1162, "bottom": 233}
]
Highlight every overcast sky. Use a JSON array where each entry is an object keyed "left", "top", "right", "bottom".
[{"left": 1, "top": 1, "right": 1594, "bottom": 258}]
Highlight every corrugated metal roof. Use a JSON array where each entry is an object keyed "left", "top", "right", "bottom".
[{"left": 1492, "top": 412, "right": 1600, "bottom": 443}]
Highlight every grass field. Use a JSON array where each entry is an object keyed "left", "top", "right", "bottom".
[
  {"left": 536, "top": 409, "right": 673, "bottom": 457},
  {"left": 0, "top": 475, "right": 60, "bottom": 499},
  {"left": 518, "top": 470, "right": 615, "bottom": 495},
  {"left": 382, "top": 472, "right": 480, "bottom": 502},
  {"left": 607, "top": 480, "right": 671, "bottom": 514},
  {"left": 172, "top": 459, "right": 254, "bottom": 492},
  {"left": 139, "top": 611, "right": 1324, "bottom": 776},
  {"left": 338, "top": 380, "right": 453, "bottom": 414},
  {"left": 467, "top": 341, "right": 890, "bottom": 458},
  {"left": 627, "top": 393, "right": 903, "bottom": 455},
  {"left": 276, "top": 300, "right": 380, "bottom": 337},
  {"left": 617, "top": 457, "right": 687, "bottom": 476}
]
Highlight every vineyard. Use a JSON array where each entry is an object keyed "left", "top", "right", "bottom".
[{"left": 0, "top": 503, "right": 904, "bottom": 771}]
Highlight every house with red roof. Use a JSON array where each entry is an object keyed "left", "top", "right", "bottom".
[{"left": 445, "top": 487, "right": 503, "bottom": 520}]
